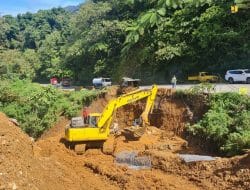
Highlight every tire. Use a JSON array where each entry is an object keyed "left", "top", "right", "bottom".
[
  {"left": 228, "top": 77, "right": 234, "bottom": 84},
  {"left": 247, "top": 78, "right": 250, "bottom": 84}
]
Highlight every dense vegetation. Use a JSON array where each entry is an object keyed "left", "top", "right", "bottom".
[
  {"left": 0, "top": 0, "right": 249, "bottom": 84},
  {"left": 0, "top": 79, "right": 102, "bottom": 138},
  {"left": 188, "top": 92, "right": 250, "bottom": 156},
  {"left": 0, "top": 8, "right": 72, "bottom": 81},
  {"left": 0, "top": 0, "right": 249, "bottom": 155}
]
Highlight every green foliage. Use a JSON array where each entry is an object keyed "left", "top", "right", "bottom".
[
  {"left": 0, "top": 49, "right": 40, "bottom": 80},
  {"left": 188, "top": 93, "right": 250, "bottom": 156},
  {"left": 0, "top": 79, "right": 102, "bottom": 138},
  {"left": 188, "top": 83, "right": 216, "bottom": 94},
  {"left": 120, "top": 0, "right": 250, "bottom": 81},
  {"left": 235, "top": 0, "right": 250, "bottom": 9},
  {"left": 0, "top": 8, "right": 71, "bottom": 81},
  {"left": 0, "top": 0, "right": 250, "bottom": 83}
]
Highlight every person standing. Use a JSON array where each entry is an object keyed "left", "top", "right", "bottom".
[
  {"left": 171, "top": 75, "right": 177, "bottom": 88},
  {"left": 82, "top": 107, "right": 90, "bottom": 123}
]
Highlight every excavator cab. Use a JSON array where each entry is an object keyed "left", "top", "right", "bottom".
[{"left": 85, "top": 113, "right": 101, "bottom": 127}]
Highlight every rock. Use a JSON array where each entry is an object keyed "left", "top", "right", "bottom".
[
  {"left": 12, "top": 182, "right": 17, "bottom": 190},
  {"left": 9, "top": 118, "right": 20, "bottom": 126}
]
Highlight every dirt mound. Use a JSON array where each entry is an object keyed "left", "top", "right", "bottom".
[
  {"left": 0, "top": 113, "right": 119, "bottom": 190},
  {"left": 84, "top": 152, "right": 199, "bottom": 190},
  {"left": 0, "top": 113, "right": 70, "bottom": 189},
  {"left": 34, "top": 117, "right": 119, "bottom": 190},
  {"left": 82, "top": 128, "right": 250, "bottom": 190},
  {"left": 0, "top": 113, "right": 38, "bottom": 189},
  {"left": 147, "top": 150, "right": 250, "bottom": 190}
]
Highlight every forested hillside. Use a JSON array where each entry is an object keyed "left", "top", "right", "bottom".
[
  {"left": 0, "top": 0, "right": 249, "bottom": 84},
  {"left": 0, "top": 8, "right": 72, "bottom": 81}
]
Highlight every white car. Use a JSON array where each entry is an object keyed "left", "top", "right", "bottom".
[
  {"left": 225, "top": 69, "right": 250, "bottom": 84},
  {"left": 92, "top": 77, "right": 112, "bottom": 88}
]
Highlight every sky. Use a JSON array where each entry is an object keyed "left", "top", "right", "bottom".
[{"left": 0, "top": 0, "right": 84, "bottom": 16}]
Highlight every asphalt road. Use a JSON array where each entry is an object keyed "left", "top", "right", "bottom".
[
  {"left": 41, "top": 83, "right": 250, "bottom": 94},
  {"left": 140, "top": 83, "right": 250, "bottom": 94}
]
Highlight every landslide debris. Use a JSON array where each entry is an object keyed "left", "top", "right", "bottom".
[
  {"left": 0, "top": 113, "right": 119, "bottom": 190},
  {"left": 1, "top": 87, "right": 249, "bottom": 190},
  {"left": 84, "top": 87, "right": 250, "bottom": 190}
]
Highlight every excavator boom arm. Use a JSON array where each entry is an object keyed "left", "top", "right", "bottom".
[{"left": 97, "top": 85, "right": 158, "bottom": 129}]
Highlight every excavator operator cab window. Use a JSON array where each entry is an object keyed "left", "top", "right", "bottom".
[{"left": 87, "top": 116, "right": 98, "bottom": 127}]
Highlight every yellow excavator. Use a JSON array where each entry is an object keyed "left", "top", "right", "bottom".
[{"left": 65, "top": 85, "right": 158, "bottom": 154}]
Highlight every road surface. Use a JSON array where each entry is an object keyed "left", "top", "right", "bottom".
[
  {"left": 140, "top": 83, "right": 250, "bottom": 94},
  {"left": 40, "top": 83, "right": 250, "bottom": 94}
]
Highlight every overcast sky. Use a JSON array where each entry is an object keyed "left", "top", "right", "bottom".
[{"left": 0, "top": 0, "right": 84, "bottom": 16}]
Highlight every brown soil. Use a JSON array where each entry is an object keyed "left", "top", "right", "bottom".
[
  {"left": 0, "top": 87, "right": 249, "bottom": 190},
  {"left": 0, "top": 113, "right": 118, "bottom": 190}
]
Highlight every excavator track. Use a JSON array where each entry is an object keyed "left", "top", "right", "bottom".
[
  {"left": 74, "top": 144, "right": 86, "bottom": 155},
  {"left": 102, "top": 136, "right": 115, "bottom": 155}
]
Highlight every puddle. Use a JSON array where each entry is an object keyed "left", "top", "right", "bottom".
[
  {"left": 179, "top": 154, "right": 216, "bottom": 163},
  {"left": 115, "top": 151, "right": 151, "bottom": 170}
]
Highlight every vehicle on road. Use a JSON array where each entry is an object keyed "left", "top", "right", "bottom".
[
  {"left": 225, "top": 69, "right": 250, "bottom": 84},
  {"left": 50, "top": 77, "right": 58, "bottom": 85},
  {"left": 61, "top": 77, "right": 71, "bottom": 87},
  {"left": 92, "top": 77, "right": 111, "bottom": 88},
  {"left": 64, "top": 85, "right": 158, "bottom": 154},
  {"left": 118, "top": 77, "right": 141, "bottom": 94},
  {"left": 120, "top": 77, "right": 140, "bottom": 87},
  {"left": 188, "top": 72, "right": 219, "bottom": 83}
]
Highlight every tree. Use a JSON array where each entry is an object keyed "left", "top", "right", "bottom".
[{"left": 0, "top": 49, "right": 40, "bottom": 79}]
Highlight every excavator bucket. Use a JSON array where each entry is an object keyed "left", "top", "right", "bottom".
[{"left": 122, "top": 126, "right": 146, "bottom": 140}]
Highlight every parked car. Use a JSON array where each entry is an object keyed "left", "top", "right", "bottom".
[
  {"left": 225, "top": 69, "right": 250, "bottom": 84},
  {"left": 61, "top": 77, "right": 71, "bottom": 87},
  {"left": 92, "top": 77, "right": 112, "bottom": 88}
]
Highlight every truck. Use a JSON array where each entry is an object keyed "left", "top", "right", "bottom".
[
  {"left": 92, "top": 77, "right": 111, "bottom": 88},
  {"left": 188, "top": 72, "right": 219, "bottom": 83},
  {"left": 64, "top": 85, "right": 158, "bottom": 154},
  {"left": 120, "top": 77, "right": 140, "bottom": 87},
  {"left": 117, "top": 77, "right": 141, "bottom": 94},
  {"left": 50, "top": 77, "right": 58, "bottom": 85}
]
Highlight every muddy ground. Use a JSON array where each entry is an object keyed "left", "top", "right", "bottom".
[{"left": 0, "top": 87, "right": 249, "bottom": 190}]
